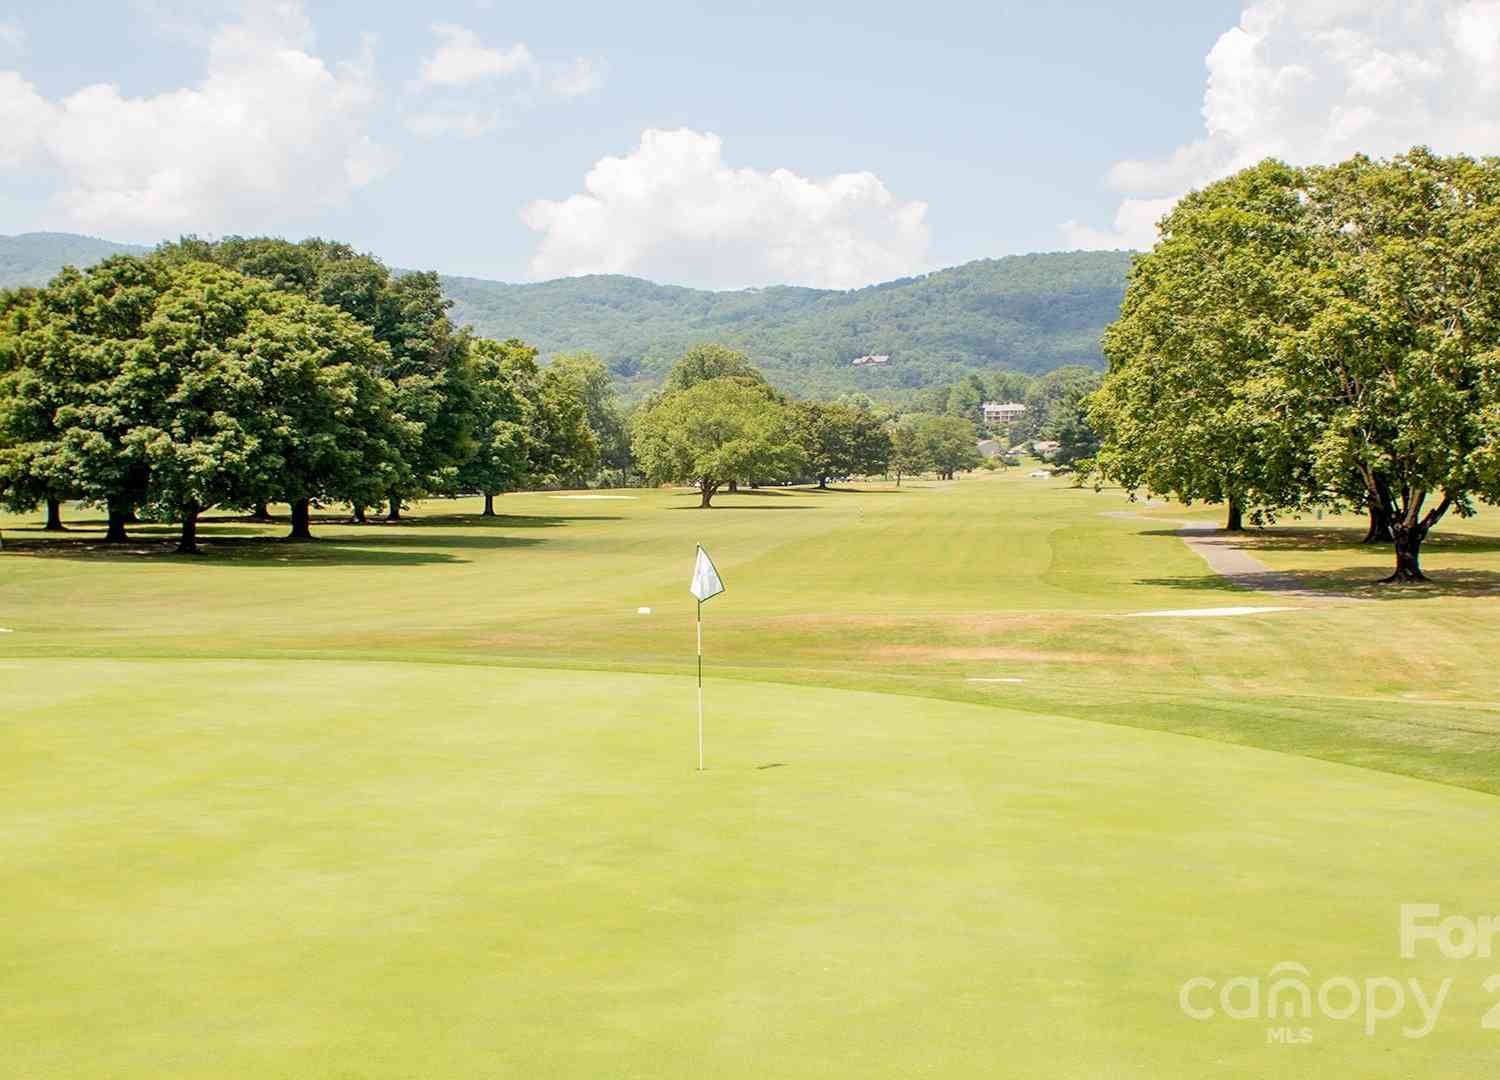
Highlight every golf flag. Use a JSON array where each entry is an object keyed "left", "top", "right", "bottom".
[
  {"left": 690, "top": 544, "right": 724, "bottom": 771},
  {"left": 690, "top": 545, "right": 725, "bottom": 603}
]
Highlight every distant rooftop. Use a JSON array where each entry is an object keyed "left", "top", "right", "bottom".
[
  {"left": 981, "top": 401, "right": 1027, "bottom": 420},
  {"left": 851, "top": 354, "right": 890, "bottom": 366}
]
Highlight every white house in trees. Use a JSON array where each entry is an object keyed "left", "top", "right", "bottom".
[{"left": 981, "top": 401, "right": 1027, "bottom": 425}]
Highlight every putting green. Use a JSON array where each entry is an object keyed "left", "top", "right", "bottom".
[{"left": 6, "top": 658, "right": 1499, "bottom": 1077}]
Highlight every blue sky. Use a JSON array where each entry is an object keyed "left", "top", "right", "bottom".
[{"left": 3, "top": 2, "right": 1497, "bottom": 287}]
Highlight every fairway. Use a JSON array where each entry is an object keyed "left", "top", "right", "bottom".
[{"left": 5, "top": 473, "right": 1500, "bottom": 1077}]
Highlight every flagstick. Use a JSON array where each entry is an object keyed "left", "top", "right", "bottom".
[{"left": 696, "top": 598, "right": 704, "bottom": 771}]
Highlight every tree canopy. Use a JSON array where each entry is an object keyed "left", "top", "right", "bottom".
[
  {"left": 1090, "top": 148, "right": 1500, "bottom": 581},
  {"left": 632, "top": 377, "right": 801, "bottom": 507}
]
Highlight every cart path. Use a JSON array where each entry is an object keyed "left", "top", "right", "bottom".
[{"left": 1102, "top": 512, "right": 1366, "bottom": 602}]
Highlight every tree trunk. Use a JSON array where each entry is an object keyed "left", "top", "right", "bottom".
[
  {"left": 386, "top": 496, "right": 401, "bottom": 521},
  {"left": 818, "top": 476, "right": 828, "bottom": 489},
  {"left": 699, "top": 481, "right": 717, "bottom": 508},
  {"left": 248, "top": 502, "right": 273, "bottom": 522},
  {"left": 727, "top": 479, "right": 739, "bottom": 494},
  {"left": 287, "top": 498, "right": 314, "bottom": 541},
  {"left": 1363, "top": 500, "right": 1393, "bottom": 544},
  {"left": 482, "top": 493, "right": 496, "bottom": 517},
  {"left": 175, "top": 504, "right": 201, "bottom": 555},
  {"left": 44, "top": 497, "right": 65, "bottom": 531},
  {"left": 352, "top": 504, "right": 367, "bottom": 525},
  {"left": 1225, "top": 497, "right": 1244, "bottom": 532},
  {"left": 1384, "top": 523, "right": 1428, "bottom": 583},
  {"left": 105, "top": 501, "right": 130, "bottom": 544}
]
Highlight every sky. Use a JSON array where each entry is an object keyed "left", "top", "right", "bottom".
[{"left": 2, "top": 1, "right": 1499, "bottom": 289}]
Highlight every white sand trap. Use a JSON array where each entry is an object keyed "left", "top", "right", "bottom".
[
  {"left": 547, "top": 495, "right": 638, "bottom": 500},
  {"left": 0, "top": 628, "right": 12, "bottom": 633},
  {"left": 967, "top": 677, "right": 1024, "bottom": 683},
  {"left": 1124, "top": 606, "right": 1297, "bottom": 619}
]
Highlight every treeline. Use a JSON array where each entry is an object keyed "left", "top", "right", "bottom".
[
  {"left": 0, "top": 237, "right": 612, "bottom": 552},
  {"left": 1088, "top": 147, "right": 1500, "bottom": 582},
  {"left": 1, "top": 236, "right": 1013, "bottom": 550}
]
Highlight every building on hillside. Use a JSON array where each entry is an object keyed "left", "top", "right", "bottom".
[
  {"left": 851, "top": 354, "right": 890, "bottom": 367},
  {"left": 982, "top": 401, "right": 1027, "bottom": 425}
]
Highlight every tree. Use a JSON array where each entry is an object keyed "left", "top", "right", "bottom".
[
  {"left": 1090, "top": 160, "right": 1317, "bottom": 532},
  {"left": 794, "top": 400, "right": 892, "bottom": 487},
  {"left": 0, "top": 287, "right": 74, "bottom": 530},
  {"left": 1290, "top": 149, "right": 1500, "bottom": 580},
  {"left": 4, "top": 257, "right": 171, "bottom": 542},
  {"left": 888, "top": 415, "right": 929, "bottom": 485},
  {"left": 368, "top": 271, "right": 477, "bottom": 519},
  {"left": 662, "top": 343, "right": 769, "bottom": 395},
  {"left": 632, "top": 378, "right": 801, "bottom": 507},
  {"left": 249, "top": 293, "right": 407, "bottom": 542},
  {"left": 1047, "top": 403, "right": 1100, "bottom": 469},
  {"left": 913, "top": 413, "right": 982, "bottom": 480},
  {"left": 158, "top": 238, "right": 479, "bottom": 522},
  {"left": 1040, "top": 372, "right": 1103, "bottom": 468},
  {"left": 457, "top": 338, "right": 535, "bottom": 516},
  {"left": 548, "top": 351, "right": 632, "bottom": 482},
  {"left": 119, "top": 264, "right": 297, "bottom": 553},
  {"left": 1093, "top": 148, "right": 1500, "bottom": 581},
  {"left": 4, "top": 256, "right": 405, "bottom": 551}
]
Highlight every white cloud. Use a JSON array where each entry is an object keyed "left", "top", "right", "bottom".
[
  {"left": 405, "top": 23, "right": 604, "bottom": 137},
  {"left": 417, "top": 23, "right": 534, "bottom": 87},
  {"left": 0, "top": 2, "right": 386, "bottom": 238},
  {"left": 1067, "top": 0, "right": 1500, "bottom": 250},
  {"left": 522, "top": 128, "right": 931, "bottom": 290}
]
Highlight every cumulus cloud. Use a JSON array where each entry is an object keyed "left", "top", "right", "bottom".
[
  {"left": 522, "top": 128, "right": 931, "bottom": 290},
  {"left": 405, "top": 23, "right": 604, "bottom": 137},
  {"left": 417, "top": 23, "right": 534, "bottom": 86},
  {"left": 0, "top": 2, "right": 386, "bottom": 238},
  {"left": 1065, "top": 0, "right": 1500, "bottom": 250}
]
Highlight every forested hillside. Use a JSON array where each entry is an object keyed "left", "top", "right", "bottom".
[
  {"left": 441, "top": 251, "right": 1132, "bottom": 398},
  {"left": 3, "top": 233, "right": 1130, "bottom": 399},
  {"left": 0, "top": 233, "right": 149, "bottom": 289}
]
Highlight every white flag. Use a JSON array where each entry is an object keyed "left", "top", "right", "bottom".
[{"left": 689, "top": 545, "right": 725, "bottom": 603}]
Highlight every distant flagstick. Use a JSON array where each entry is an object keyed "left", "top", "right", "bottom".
[{"left": 689, "top": 544, "right": 726, "bottom": 771}]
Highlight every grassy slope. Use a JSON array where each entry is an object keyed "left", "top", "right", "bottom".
[
  {"left": 4, "top": 473, "right": 1500, "bottom": 1077},
  {"left": 4, "top": 473, "right": 1499, "bottom": 791}
]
